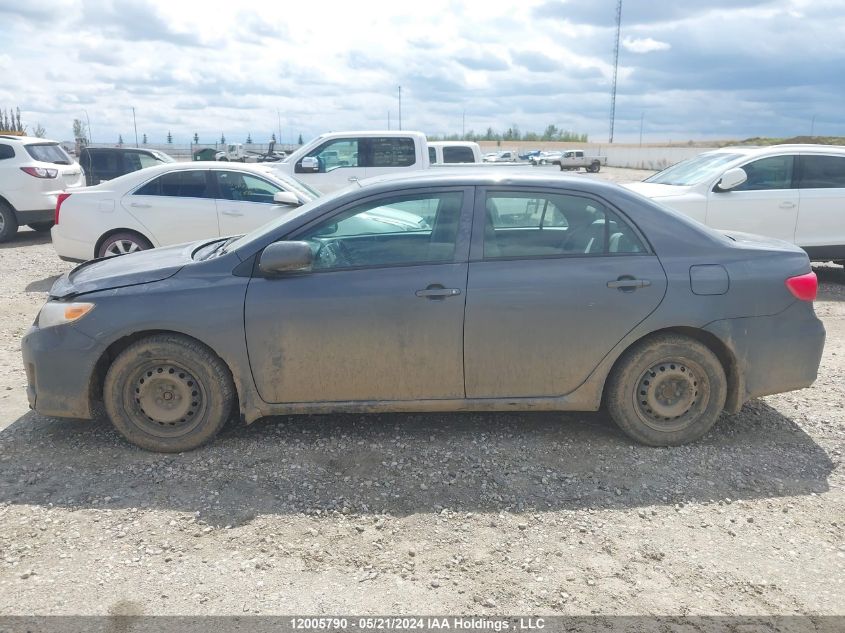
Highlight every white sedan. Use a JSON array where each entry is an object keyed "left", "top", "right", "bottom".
[{"left": 51, "top": 162, "right": 318, "bottom": 261}]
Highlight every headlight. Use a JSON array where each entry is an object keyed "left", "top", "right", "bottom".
[{"left": 37, "top": 302, "right": 95, "bottom": 329}]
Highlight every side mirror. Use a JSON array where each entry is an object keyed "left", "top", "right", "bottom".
[
  {"left": 258, "top": 241, "right": 313, "bottom": 275},
  {"left": 273, "top": 190, "right": 301, "bottom": 206},
  {"left": 300, "top": 156, "right": 319, "bottom": 172},
  {"left": 716, "top": 167, "right": 747, "bottom": 191}
]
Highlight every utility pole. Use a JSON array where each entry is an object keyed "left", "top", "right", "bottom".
[
  {"left": 131, "top": 106, "right": 139, "bottom": 148},
  {"left": 462, "top": 110, "right": 465, "bottom": 138},
  {"left": 639, "top": 112, "right": 644, "bottom": 147},
  {"left": 276, "top": 109, "right": 282, "bottom": 145},
  {"left": 609, "top": 0, "right": 622, "bottom": 143},
  {"left": 810, "top": 114, "right": 816, "bottom": 136},
  {"left": 388, "top": 111, "right": 391, "bottom": 130},
  {"left": 83, "top": 109, "right": 92, "bottom": 144},
  {"left": 398, "top": 85, "right": 402, "bottom": 131}
]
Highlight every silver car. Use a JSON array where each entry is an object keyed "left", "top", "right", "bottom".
[{"left": 22, "top": 172, "right": 825, "bottom": 452}]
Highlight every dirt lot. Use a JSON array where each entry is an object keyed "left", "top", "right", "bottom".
[{"left": 0, "top": 167, "right": 842, "bottom": 617}]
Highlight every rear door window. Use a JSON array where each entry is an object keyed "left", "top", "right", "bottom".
[
  {"left": 798, "top": 155, "right": 845, "bottom": 189},
  {"left": 366, "top": 137, "right": 416, "bottom": 167},
  {"left": 0, "top": 144, "right": 14, "bottom": 160},
  {"left": 135, "top": 170, "right": 210, "bottom": 198}
]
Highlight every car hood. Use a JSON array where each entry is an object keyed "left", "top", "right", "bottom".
[
  {"left": 50, "top": 242, "right": 197, "bottom": 299},
  {"left": 622, "top": 181, "right": 694, "bottom": 198}
]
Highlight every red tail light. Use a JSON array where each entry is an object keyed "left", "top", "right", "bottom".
[
  {"left": 55, "top": 193, "right": 71, "bottom": 225},
  {"left": 21, "top": 166, "right": 58, "bottom": 179},
  {"left": 785, "top": 271, "right": 817, "bottom": 301}
]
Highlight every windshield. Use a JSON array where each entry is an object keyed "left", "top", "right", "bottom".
[
  {"left": 645, "top": 152, "right": 743, "bottom": 186},
  {"left": 25, "top": 143, "right": 72, "bottom": 165}
]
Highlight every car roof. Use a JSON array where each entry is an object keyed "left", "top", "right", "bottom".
[
  {"left": 0, "top": 135, "right": 62, "bottom": 145},
  {"left": 355, "top": 169, "right": 622, "bottom": 195},
  {"left": 706, "top": 143, "right": 845, "bottom": 157}
]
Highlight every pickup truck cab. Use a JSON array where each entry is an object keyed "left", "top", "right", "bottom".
[
  {"left": 274, "top": 131, "right": 429, "bottom": 192},
  {"left": 428, "top": 141, "right": 482, "bottom": 164},
  {"left": 557, "top": 150, "right": 603, "bottom": 173}
]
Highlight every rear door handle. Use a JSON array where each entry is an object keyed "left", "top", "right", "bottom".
[
  {"left": 607, "top": 278, "right": 651, "bottom": 290},
  {"left": 221, "top": 210, "right": 244, "bottom": 216},
  {"left": 130, "top": 202, "right": 151, "bottom": 208},
  {"left": 415, "top": 286, "right": 462, "bottom": 299}
]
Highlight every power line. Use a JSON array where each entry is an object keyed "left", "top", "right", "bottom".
[{"left": 609, "top": 0, "right": 622, "bottom": 143}]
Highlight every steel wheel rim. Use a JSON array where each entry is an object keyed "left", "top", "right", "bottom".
[
  {"left": 104, "top": 239, "right": 143, "bottom": 257},
  {"left": 0, "top": 212, "right": 5, "bottom": 232},
  {"left": 126, "top": 362, "right": 207, "bottom": 438},
  {"left": 633, "top": 358, "right": 709, "bottom": 432}
]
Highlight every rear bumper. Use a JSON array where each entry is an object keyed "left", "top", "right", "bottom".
[
  {"left": 51, "top": 225, "right": 93, "bottom": 262},
  {"left": 705, "top": 301, "right": 825, "bottom": 411},
  {"left": 21, "top": 322, "right": 101, "bottom": 420},
  {"left": 15, "top": 208, "right": 54, "bottom": 223}
]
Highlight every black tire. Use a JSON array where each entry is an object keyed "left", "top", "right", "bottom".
[
  {"left": 604, "top": 334, "right": 727, "bottom": 446},
  {"left": 588, "top": 162, "right": 601, "bottom": 173},
  {"left": 103, "top": 334, "right": 235, "bottom": 452},
  {"left": 0, "top": 200, "right": 19, "bottom": 243},
  {"left": 98, "top": 231, "right": 153, "bottom": 258},
  {"left": 28, "top": 221, "right": 54, "bottom": 232}
]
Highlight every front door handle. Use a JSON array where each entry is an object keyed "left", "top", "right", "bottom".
[
  {"left": 779, "top": 201, "right": 796, "bottom": 209},
  {"left": 607, "top": 277, "right": 651, "bottom": 291},
  {"left": 130, "top": 202, "right": 151, "bottom": 208},
  {"left": 221, "top": 210, "right": 244, "bottom": 216},
  {"left": 415, "top": 285, "right": 462, "bottom": 299}
]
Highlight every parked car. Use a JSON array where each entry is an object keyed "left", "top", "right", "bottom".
[
  {"left": 518, "top": 150, "right": 542, "bottom": 161},
  {"left": 0, "top": 135, "right": 85, "bottom": 241},
  {"left": 79, "top": 146, "right": 175, "bottom": 186},
  {"left": 51, "top": 162, "right": 317, "bottom": 261},
  {"left": 530, "top": 151, "right": 562, "bottom": 165},
  {"left": 24, "top": 171, "right": 824, "bottom": 452},
  {"left": 483, "top": 150, "right": 518, "bottom": 162},
  {"left": 624, "top": 144, "right": 845, "bottom": 264}
]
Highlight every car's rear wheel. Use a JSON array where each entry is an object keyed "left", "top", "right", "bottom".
[
  {"left": 103, "top": 334, "right": 235, "bottom": 452},
  {"left": 27, "top": 221, "right": 54, "bottom": 232},
  {"left": 605, "top": 334, "right": 726, "bottom": 446},
  {"left": 0, "top": 201, "right": 19, "bottom": 242},
  {"left": 98, "top": 231, "right": 153, "bottom": 258}
]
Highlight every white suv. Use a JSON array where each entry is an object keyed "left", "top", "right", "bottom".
[
  {"left": 624, "top": 144, "right": 845, "bottom": 264},
  {"left": 0, "top": 135, "right": 86, "bottom": 242}
]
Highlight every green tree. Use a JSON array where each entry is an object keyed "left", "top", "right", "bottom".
[
  {"left": 297, "top": 133, "right": 303, "bottom": 145},
  {"left": 118, "top": 134, "right": 124, "bottom": 145},
  {"left": 542, "top": 124, "right": 559, "bottom": 141},
  {"left": 15, "top": 107, "right": 22, "bottom": 132},
  {"left": 271, "top": 132, "right": 276, "bottom": 143},
  {"left": 33, "top": 123, "right": 46, "bottom": 138},
  {"left": 193, "top": 132, "right": 199, "bottom": 144},
  {"left": 220, "top": 133, "right": 226, "bottom": 144},
  {"left": 142, "top": 133, "right": 148, "bottom": 144},
  {"left": 72, "top": 119, "right": 88, "bottom": 145},
  {"left": 246, "top": 133, "right": 252, "bottom": 144},
  {"left": 167, "top": 131, "right": 173, "bottom": 143}
]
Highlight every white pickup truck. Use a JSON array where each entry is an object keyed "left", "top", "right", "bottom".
[
  {"left": 556, "top": 150, "right": 604, "bottom": 173},
  {"left": 273, "top": 132, "right": 528, "bottom": 192}
]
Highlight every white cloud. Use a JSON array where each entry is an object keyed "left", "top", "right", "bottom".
[{"left": 621, "top": 37, "right": 671, "bottom": 54}]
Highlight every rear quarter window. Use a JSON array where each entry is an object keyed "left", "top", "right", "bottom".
[
  {"left": 369, "top": 137, "right": 416, "bottom": 167},
  {"left": 443, "top": 146, "right": 475, "bottom": 163}
]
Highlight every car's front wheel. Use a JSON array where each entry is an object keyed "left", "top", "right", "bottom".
[
  {"left": 98, "top": 232, "right": 153, "bottom": 258},
  {"left": 604, "top": 334, "right": 727, "bottom": 446},
  {"left": 103, "top": 334, "right": 235, "bottom": 452}
]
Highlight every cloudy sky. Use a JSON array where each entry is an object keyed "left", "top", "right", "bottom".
[{"left": 2, "top": 0, "right": 843, "bottom": 145}]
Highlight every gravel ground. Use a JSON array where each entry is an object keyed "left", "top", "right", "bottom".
[{"left": 0, "top": 167, "right": 842, "bottom": 617}]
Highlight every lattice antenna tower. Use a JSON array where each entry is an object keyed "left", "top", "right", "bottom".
[{"left": 609, "top": 0, "right": 622, "bottom": 143}]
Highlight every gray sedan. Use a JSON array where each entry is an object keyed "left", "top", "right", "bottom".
[{"left": 22, "top": 172, "right": 825, "bottom": 452}]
